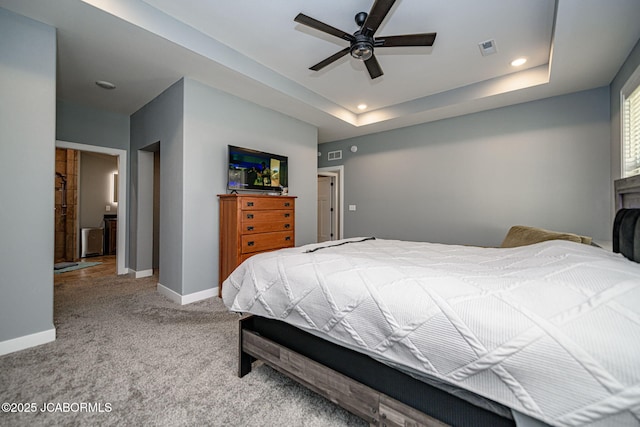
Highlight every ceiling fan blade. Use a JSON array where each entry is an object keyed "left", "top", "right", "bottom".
[
  {"left": 294, "top": 13, "right": 355, "bottom": 42},
  {"left": 364, "top": 54, "right": 384, "bottom": 79},
  {"left": 309, "top": 47, "right": 351, "bottom": 71},
  {"left": 362, "top": 0, "right": 396, "bottom": 36},
  {"left": 375, "top": 32, "right": 437, "bottom": 47}
]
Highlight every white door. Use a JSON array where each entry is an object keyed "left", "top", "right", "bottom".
[{"left": 317, "top": 175, "right": 334, "bottom": 242}]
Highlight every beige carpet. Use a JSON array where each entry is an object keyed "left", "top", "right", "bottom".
[{"left": 0, "top": 274, "right": 365, "bottom": 426}]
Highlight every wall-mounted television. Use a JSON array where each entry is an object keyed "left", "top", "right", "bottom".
[{"left": 227, "top": 145, "right": 288, "bottom": 193}]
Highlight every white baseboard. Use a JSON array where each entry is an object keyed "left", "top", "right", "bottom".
[
  {"left": 157, "top": 283, "right": 218, "bottom": 305},
  {"left": 134, "top": 269, "right": 153, "bottom": 278},
  {"left": 0, "top": 327, "right": 56, "bottom": 356}
]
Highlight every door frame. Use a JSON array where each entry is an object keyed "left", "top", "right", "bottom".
[
  {"left": 318, "top": 165, "right": 344, "bottom": 240},
  {"left": 56, "top": 140, "right": 127, "bottom": 275}
]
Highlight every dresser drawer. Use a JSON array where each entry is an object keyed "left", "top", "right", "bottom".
[
  {"left": 241, "top": 231, "right": 294, "bottom": 254},
  {"left": 240, "top": 220, "right": 293, "bottom": 234},
  {"left": 242, "top": 210, "right": 293, "bottom": 223},
  {"left": 241, "top": 197, "right": 295, "bottom": 211}
]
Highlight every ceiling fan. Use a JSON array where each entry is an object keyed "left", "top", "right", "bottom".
[{"left": 294, "top": 0, "right": 437, "bottom": 80}]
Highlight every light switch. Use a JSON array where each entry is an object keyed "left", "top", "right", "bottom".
[
  {"left": 106, "top": 205, "right": 111, "bottom": 212},
  {"left": 349, "top": 205, "right": 356, "bottom": 211}
]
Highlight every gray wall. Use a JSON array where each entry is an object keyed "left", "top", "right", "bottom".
[
  {"left": 57, "top": 100, "right": 130, "bottom": 151},
  {"left": 79, "top": 152, "right": 119, "bottom": 228},
  {"left": 131, "top": 78, "right": 318, "bottom": 296},
  {"left": 0, "top": 9, "right": 56, "bottom": 342},
  {"left": 183, "top": 79, "right": 318, "bottom": 295},
  {"left": 319, "top": 87, "right": 611, "bottom": 247},
  {"left": 130, "top": 79, "right": 184, "bottom": 284}
]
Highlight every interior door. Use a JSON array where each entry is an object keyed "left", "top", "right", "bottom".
[{"left": 317, "top": 175, "right": 334, "bottom": 242}]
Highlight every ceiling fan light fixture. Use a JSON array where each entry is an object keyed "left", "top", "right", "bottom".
[{"left": 350, "top": 41, "right": 373, "bottom": 61}]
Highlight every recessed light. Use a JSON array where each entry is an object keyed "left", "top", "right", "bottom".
[
  {"left": 95, "top": 80, "right": 116, "bottom": 90},
  {"left": 357, "top": 104, "right": 367, "bottom": 110},
  {"left": 511, "top": 58, "right": 527, "bottom": 67}
]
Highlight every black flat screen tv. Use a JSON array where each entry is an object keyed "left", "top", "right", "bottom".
[{"left": 227, "top": 145, "right": 288, "bottom": 192}]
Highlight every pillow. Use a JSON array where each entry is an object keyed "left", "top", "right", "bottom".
[{"left": 500, "top": 225, "right": 588, "bottom": 248}]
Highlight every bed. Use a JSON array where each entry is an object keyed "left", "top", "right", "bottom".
[{"left": 222, "top": 209, "right": 640, "bottom": 427}]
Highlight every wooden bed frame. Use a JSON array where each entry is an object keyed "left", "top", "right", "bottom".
[
  {"left": 235, "top": 207, "right": 640, "bottom": 427},
  {"left": 238, "top": 315, "right": 515, "bottom": 427}
]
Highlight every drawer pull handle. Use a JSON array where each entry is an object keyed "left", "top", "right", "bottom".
[
  {"left": 247, "top": 214, "right": 254, "bottom": 219},
  {"left": 247, "top": 241, "right": 255, "bottom": 247},
  {"left": 284, "top": 202, "right": 290, "bottom": 207},
  {"left": 285, "top": 236, "right": 291, "bottom": 241},
  {"left": 247, "top": 226, "right": 254, "bottom": 231},
  {"left": 284, "top": 213, "right": 290, "bottom": 218},
  {"left": 284, "top": 224, "right": 290, "bottom": 229},
  {"left": 247, "top": 202, "right": 254, "bottom": 207}
]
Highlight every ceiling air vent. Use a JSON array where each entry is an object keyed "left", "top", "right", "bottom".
[
  {"left": 478, "top": 39, "right": 497, "bottom": 56},
  {"left": 327, "top": 150, "right": 342, "bottom": 161}
]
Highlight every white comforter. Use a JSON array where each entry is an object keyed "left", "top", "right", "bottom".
[{"left": 222, "top": 238, "right": 640, "bottom": 427}]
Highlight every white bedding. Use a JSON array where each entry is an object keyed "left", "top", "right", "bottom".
[{"left": 222, "top": 238, "right": 640, "bottom": 427}]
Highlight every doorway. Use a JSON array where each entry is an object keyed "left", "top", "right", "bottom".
[
  {"left": 134, "top": 143, "right": 160, "bottom": 278},
  {"left": 317, "top": 175, "right": 335, "bottom": 242},
  {"left": 56, "top": 140, "right": 128, "bottom": 275},
  {"left": 317, "top": 165, "right": 344, "bottom": 242}
]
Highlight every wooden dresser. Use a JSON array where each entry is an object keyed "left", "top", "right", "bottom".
[{"left": 218, "top": 194, "right": 296, "bottom": 297}]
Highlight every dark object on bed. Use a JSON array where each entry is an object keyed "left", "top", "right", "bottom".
[
  {"left": 613, "top": 208, "right": 640, "bottom": 262},
  {"left": 239, "top": 316, "right": 514, "bottom": 427}
]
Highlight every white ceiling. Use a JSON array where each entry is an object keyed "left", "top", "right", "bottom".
[{"left": 2, "top": 0, "right": 639, "bottom": 143}]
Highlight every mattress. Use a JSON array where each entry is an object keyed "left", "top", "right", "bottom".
[{"left": 222, "top": 238, "right": 640, "bottom": 427}]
